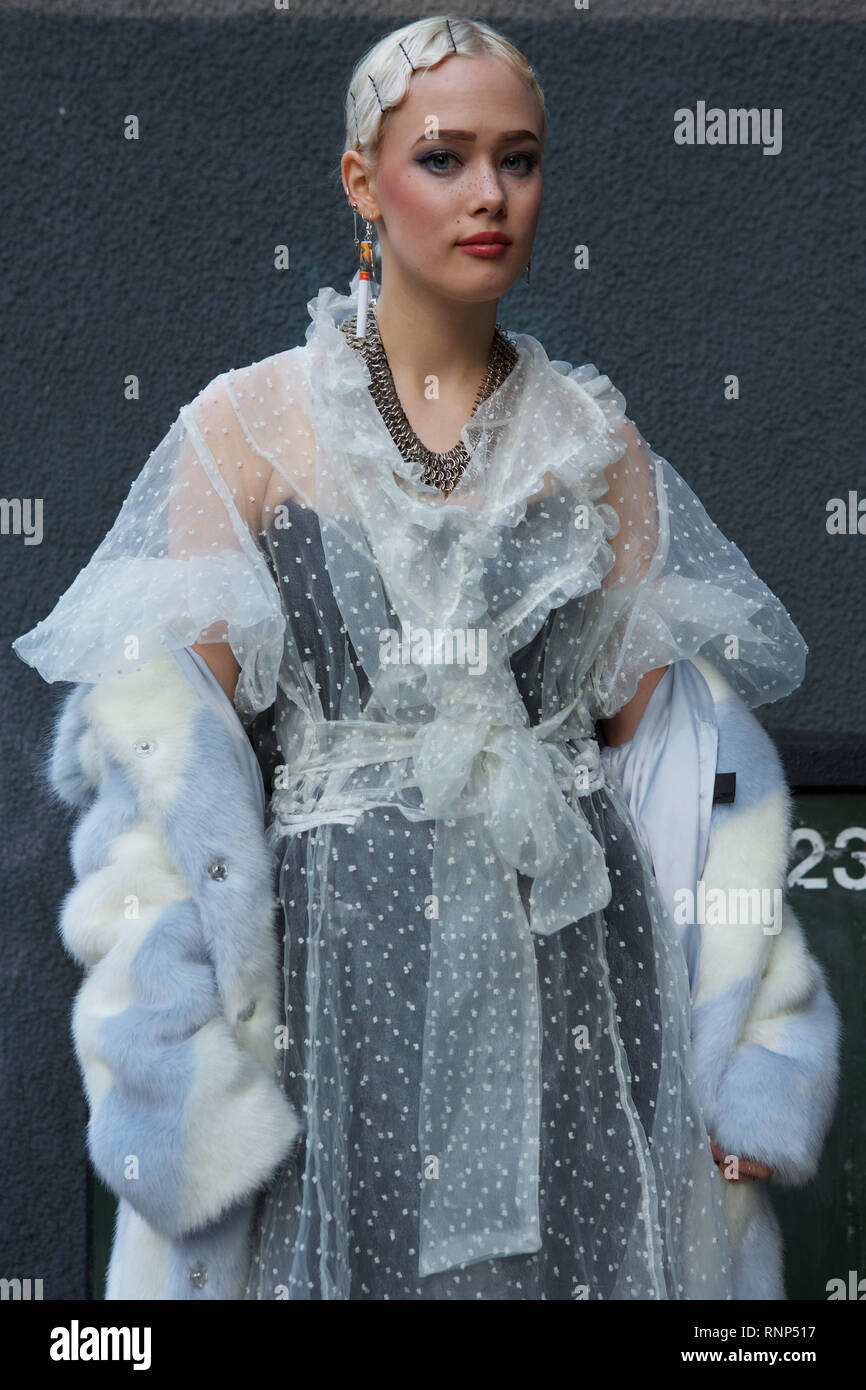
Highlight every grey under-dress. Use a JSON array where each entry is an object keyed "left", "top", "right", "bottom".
[{"left": 241, "top": 498, "right": 730, "bottom": 1301}]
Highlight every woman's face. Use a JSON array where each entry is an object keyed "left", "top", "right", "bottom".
[{"left": 356, "top": 53, "right": 544, "bottom": 305}]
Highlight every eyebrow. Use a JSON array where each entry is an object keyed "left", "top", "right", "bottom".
[{"left": 411, "top": 128, "right": 540, "bottom": 148}]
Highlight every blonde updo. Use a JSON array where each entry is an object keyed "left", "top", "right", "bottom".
[{"left": 342, "top": 15, "right": 547, "bottom": 175}]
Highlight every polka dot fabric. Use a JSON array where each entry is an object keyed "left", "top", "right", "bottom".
[{"left": 14, "top": 270, "right": 807, "bottom": 1298}]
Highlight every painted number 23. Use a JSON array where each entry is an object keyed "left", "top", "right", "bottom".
[{"left": 788, "top": 826, "right": 866, "bottom": 890}]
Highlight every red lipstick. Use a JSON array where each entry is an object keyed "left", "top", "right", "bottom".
[{"left": 456, "top": 231, "right": 512, "bottom": 259}]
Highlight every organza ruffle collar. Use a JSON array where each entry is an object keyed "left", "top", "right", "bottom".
[{"left": 302, "top": 270, "right": 632, "bottom": 531}]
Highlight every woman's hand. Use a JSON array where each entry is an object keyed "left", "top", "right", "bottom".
[{"left": 710, "top": 1138, "right": 774, "bottom": 1181}]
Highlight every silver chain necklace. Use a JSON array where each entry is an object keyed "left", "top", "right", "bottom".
[{"left": 340, "top": 308, "right": 518, "bottom": 496}]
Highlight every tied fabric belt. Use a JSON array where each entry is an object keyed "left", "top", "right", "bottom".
[{"left": 270, "top": 701, "right": 613, "bottom": 1278}]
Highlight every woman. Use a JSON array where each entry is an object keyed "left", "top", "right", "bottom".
[{"left": 12, "top": 16, "right": 836, "bottom": 1301}]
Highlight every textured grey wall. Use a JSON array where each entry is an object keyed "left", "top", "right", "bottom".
[{"left": 1, "top": 7, "right": 863, "bottom": 1298}]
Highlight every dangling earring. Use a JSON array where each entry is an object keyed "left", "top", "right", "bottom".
[
  {"left": 349, "top": 198, "right": 377, "bottom": 340},
  {"left": 524, "top": 256, "right": 532, "bottom": 286}
]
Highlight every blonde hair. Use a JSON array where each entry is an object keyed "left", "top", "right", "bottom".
[{"left": 341, "top": 15, "right": 547, "bottom": 178}]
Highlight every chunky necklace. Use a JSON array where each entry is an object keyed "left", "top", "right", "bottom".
[{"left": 340, "top": 308, "right": 518, "bottom": 496}]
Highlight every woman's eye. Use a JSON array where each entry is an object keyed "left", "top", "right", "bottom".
[
  {"left": 418, "top": 150, "right": 459, "bottom": 173},
  {"left": 417, "top": 151, "right": 539, "bottom": 176},
  {"left": 503, "top": 152, "right": 539, "bottom": 174}
]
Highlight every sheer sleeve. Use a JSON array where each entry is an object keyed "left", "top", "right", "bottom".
[
  {"left": 11, "top": 365, "right": 290, "bottom": 722},
  {"left": 576, "top": 371, "right": 808, "bottom": 721}
]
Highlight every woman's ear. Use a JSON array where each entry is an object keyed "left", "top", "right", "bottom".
[{"left": 341, "top": 149, "right": 379, "bottom": 223}]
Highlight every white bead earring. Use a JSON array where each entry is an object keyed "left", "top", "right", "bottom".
[{"left": 348, "top": 197, "right": 376, "bottom": 339}]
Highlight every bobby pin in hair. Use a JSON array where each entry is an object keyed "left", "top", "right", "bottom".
[{"left": 368, "top": 74, "right": 384, "bottom": 112}]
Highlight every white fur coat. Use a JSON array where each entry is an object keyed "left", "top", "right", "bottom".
[{"left": 687, "top": 654, "right": 839, "bottom": 1299}]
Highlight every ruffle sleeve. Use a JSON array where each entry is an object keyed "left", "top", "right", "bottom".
[
  {"left": 11, "top": 370, "right": 287, "bottom": 723},
  {"left": 572, "top": 367, "right": 809, "bottom": 721}
]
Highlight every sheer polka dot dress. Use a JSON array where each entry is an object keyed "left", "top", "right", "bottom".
[
  {"left": 243, "top": 502, "right": 725, "bottom": 1297},
  {"left": 13, "top": 270, "right": 807, "bottom": 1300}
]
